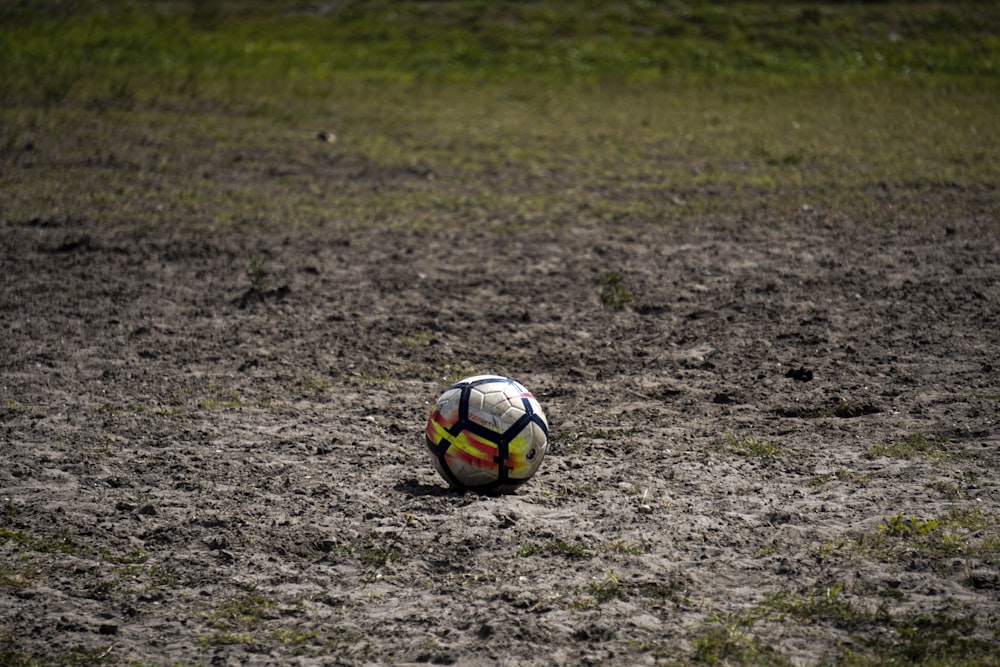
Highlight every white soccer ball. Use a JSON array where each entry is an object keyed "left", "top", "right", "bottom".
[{"left": 425, "top": 375, "right": 549, "bottom": 493}]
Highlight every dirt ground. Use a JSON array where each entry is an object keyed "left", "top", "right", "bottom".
[{"left": 2, "top": 186, "right": 999, "bottom": 664}]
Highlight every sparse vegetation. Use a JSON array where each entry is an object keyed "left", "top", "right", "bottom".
[
  {"left": 600, "top": 272, "right": 635, "bottom": 309},
  {"left": 760, "top": 581, "right": 878, "bottom": 629},
  {"left": 603, "top": 541, "right": 649, "bottom": 556},
  {"left": 746, "top": 583, "right": 1000, "bottom": 666},
  {"left": 720, "top": 434, "right": 783, "bottom": 459},
  {"left": 293, "top": 376, "right": 331, "bottom": 397},
  {"left": 360, "top": 534, "right": 403, "bottom": 569},
  {"left": 826, "top": 397, "right": 881, "bottom": 418},
  {"left": 208, "top": 592, "right": 276, "bottom": 630},
  {"left": 343, "top": 369, "right": 396, "bottom": 388},
  {"left": 561, "top": 569, "right": 692, "bottom": 611},
  {"left": 198, "top": 387, "right": 245, "bottom": 410},
  {"left": 587, "top": 570, "right": 625, "bottom": 603},
  {"left": 808, "top": 467, "right": 871, "bottom": 487},
  {"left": 852, "top": 507, "right": 1000, "bottom": 564},
  {"left": 866, "top": 433, "right": 951, "bottom": 460},
  {"left": 690, "top": 613, "right": 793, "bottom": 667},
  {"left": 247, "top": 255, "right": 268, "bottom": 291},
  {"left": 519, "top": 539, "right": 594, "bottom": 560},
  {"left": 0, "top": 528, "right": 77, "bottom": 555}
]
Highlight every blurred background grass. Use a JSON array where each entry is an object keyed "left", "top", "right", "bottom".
[{"left": 1, "top": 1, "right": 997, "bottom": 231}]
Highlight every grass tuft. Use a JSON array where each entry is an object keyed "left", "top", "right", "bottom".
[
  {"left": 207, "top": 592, "right": 275, "bottom": 630},
  {"left": 866, "top": 433, "right": 951, "bottom": 460},
  {"left": 720, "top": 434, "right": 783, "bottom": 459},
  {"left": 518, "top": 539, "right": 594, "bottom": 560},
  {"left": 691, "top": 613, "right": 793, "bottom": 666},
  {"left": 599, "top": 272, "right": 634, "bottom": 309},
  {"left": 0, "top": 528, "right": 77, "bottom": 554}
]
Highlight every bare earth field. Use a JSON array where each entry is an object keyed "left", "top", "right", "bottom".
[{"left": 2, "top": 154, "right": 999, "bottom": 664}]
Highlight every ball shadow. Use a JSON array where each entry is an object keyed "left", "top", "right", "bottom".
[{"left": 393, "top": 479, "right": 463, "bottom": 497}]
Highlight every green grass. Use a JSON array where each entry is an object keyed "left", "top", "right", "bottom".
[
  {"left": 599, "top": 271, "right": 635, "bottom": 309},
  {"left": 866, "top": 434, "right": 951, "bottom": 460},
  {"left": 291, "top": 376, "right": 331, "bottom": 397},
  {"left": 2, "top": 78, "right": 995, "bottom": 233},
  {"left": 1, "top": 1, "right": 996, "bottom": 98},
  {"left": 560, "top": 569, "right": 692, "bottom": 611},
  {"left": 755, "top": 584, "right": 999, "bottom": 666},
  {"left": 198, "top": 391, "right": 245, "bottom": 410},
  {"left": 720, "top": 434, "right": 783, "bottom": 459},
  {"left": 207, "top": 592, "right": 276, "bottom": 630},
  {"left": 674, "top": 582, "right": 1000, "bottom": 666},
  {"left": 808, "top": 467, "right": 871, "bottom": 488},
  {"left": 359, "top": 533, "right": 403, "bottom": 568},
  {"left": 760, "top": 581, "right": 879, "bottom": 629},
  {"left": 852, "top": 506, "right": 999, "bottom": 564},
  {"left": 690, "top": 613, "right": 793, "bottom": 666},
  {"left": 0, "top": 645, "right": 121, "bottom": 667},
  {"left": 0, "top": 528, "right": 78, "bottom": 555},
  {"left": 197, "top": 631, "right": 255, "bottom": 647},
  {"left": 1, "top": 2, "right": 997, "bottom": 236},
  {"left": 518, "top": 539, "right": 594, "bottom": 560},
  {"left": 603, "top": 540, "right": 649, "bottom": 556}
]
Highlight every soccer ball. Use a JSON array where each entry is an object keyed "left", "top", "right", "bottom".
[{"left": 425, "top": 375, "right": 549, "bottom": 494}]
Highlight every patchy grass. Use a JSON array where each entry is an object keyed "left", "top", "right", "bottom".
[
  {"left": 752, "top": 582, "right": 1000, "bottom": 666},
  {"left": 760, "top": 581, "right": 878, "bottom": 629},
  {"left": 599, "top": 271, "right": 635, "bottom": 309},
  {"left": 343, "top": 369, "right": 396, "bottom": 388},
  {"left": 866, "top": 433, "right": 952, "bottom": 459},
  {"left": 291, "top": 376, "right": 331, "bottom": 397},
  {"left": 198, "top": 388, "right": 245, "bottom": 410},
  {"left": 666, "top": 582, "right": 1000, "bottom": 666},
  {"left": 868, "top": 612, "right": 999, "bottom": 666},
  {"left": 518, "top": 539, "right": 594, "bottom": 560},
  {"left": 0, "top": 528, "right": 77, "bottom": 555},
  {"left": 690, "top": 613, "right": 793, "bottom": 666},
  {"left": 586, "top": 570, "right": 626, "bottom": 604},
  {"left": 826, "top": 397, "right": 882, "bottom": 419},
  {"left": 808, "top": 467, "right": 871, "bottom": 487},
  {"left": 719, "top": 434, "right": 783, "bottom": 459},
  {"left": 207, "top": 592, "right": 276, "bottom": 630},
  {"left": 1, "top": 3, "right": 997, "bottom": 236},
  {"left": 0, "top": 645, "right": 121, "bottom": 667},
  {"left": 602, "top": 540, "right": 649, "bottom": 556},
  {"left": 851, "top": 506, "right": 1000, "bottom": 564},
  {"left": 360, "top": 534, "right": 403, "bottom": 569},
  {"left": 562, "top": 569, "right": 693, "bottom": 612},
  {"left": 3, "top": 76, "right": 996, "bottom": 235}
]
